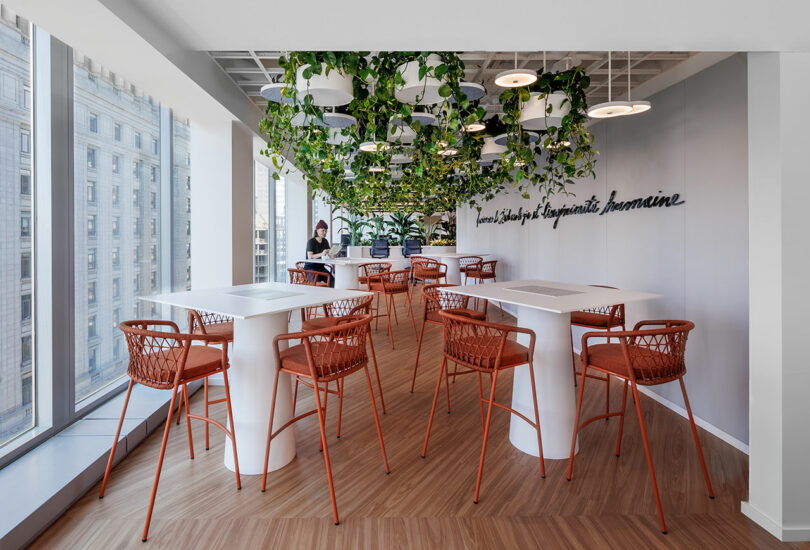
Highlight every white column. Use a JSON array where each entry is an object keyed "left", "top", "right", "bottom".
[{"left": 742, "top": 52, "right": 810, "bottom": 542}]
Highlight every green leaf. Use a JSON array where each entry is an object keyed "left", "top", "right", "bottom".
[{"left": 438, "top": 83, "right": 452, "bottom": 98}]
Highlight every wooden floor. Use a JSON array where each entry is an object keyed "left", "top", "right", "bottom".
[{"left": 32, "top": 293, "right": 807, "bottom": 549}]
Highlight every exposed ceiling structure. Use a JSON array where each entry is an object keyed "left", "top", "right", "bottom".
[{"left": 209, "top": 51, "right": 699, "bottom": 114}]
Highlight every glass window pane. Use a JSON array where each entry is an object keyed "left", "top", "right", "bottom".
[
  {"left": 73, "top": 56, "right": 161, "bottom": 405},
  {"left": 254, "top": 162, "right": 270, "bottom": 283},
  {"left": 275, "top": 177, "right": 287, "bottom": 282},
  {"left": 0, "top": 15, "right": 34, "bottom": 447},
  {"left": 172, "top": 114, "right": 191, "bottom": 292}
]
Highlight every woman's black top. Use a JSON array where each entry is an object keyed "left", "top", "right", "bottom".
[{"left": 305, "top": 237, "right": 330, "bottom": 272}]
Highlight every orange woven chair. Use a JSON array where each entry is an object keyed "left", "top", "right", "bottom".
[
  {"left": 566, "top": 320, "right": 714, "bottom": 534},
  {"left": 288, "top": 267, "right": 331, "bottom": 287},
  {"left": 421, "top": 311, "right": 545, "bottom": 503},
  {"left": 297, "top": 260, "right": 334, "bottom": 278},
  {"left": 261, "top": 314, "right": 390, "bottom": 525},
  {"left": 173, "top": 310, "right": 234, "bottom": 452},
  {"left": 570, "top": 286, "right": 626, "bottom": 417},
  {"left": 458, "top": 255, "right": 483, "bottom": 284},
  {"left": 99, "top": 320, "right": 241, "bottom": 542},
  {"left": 301, "top": 294, "right": 386, "bottom": 415},
  {"left": 410, "top": 283, "right": 487, "bottom": 393},
  {"left": 358, "top": 261, "right": 391, "bottom": 290},
  {"left": 409, "top": 256, "right": 447, "bottom": 297},
  {"left": 466, "top": 260, "right": 500, "bottom": 312},
  {"left": 368, "top": 269, "right": 418, "bottom": 349}
]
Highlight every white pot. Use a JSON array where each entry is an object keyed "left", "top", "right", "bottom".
[
  {"left": 296, "top": 63, "right": 353, "bottom": 107},
  {"left": 347, "top": 245, "right": 363, "bottom": 258},
  {"left": 520, "top": 92, "right": 571, "bottom": 130},
  {"left": 394, "top": 54, "right": 446, "bottom": 106},
  {"left": 387, "top": 122, "right": 416, "bottom": 144},
  {"left": 480, "top": 135, "right": 507, "bottom": 162}
]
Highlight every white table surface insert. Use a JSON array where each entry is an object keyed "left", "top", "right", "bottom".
[
  {"left": 142, "top": 282, "right": 372, "bottom": 474},
  {"left": 444, "top": 279, "right": 661, "bottom": 459}
]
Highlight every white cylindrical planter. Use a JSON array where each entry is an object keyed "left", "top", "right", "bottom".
[
  {"left": 520, "top": 92, "right": 571, "bottom": 130},
  {"left": 395, "top": 54, "right": 445, "bottom": 105},
  {"left": 510, "top": 307, "right": 579, "bottom": 459},
  {"left": 296, "top": 63, "right": 353, "bottom": 107},
  {"left": 347, "top": 245, "right": 363, "bottom": 258},
  {"left": 480, "top": 135, "right": 507, "bottom": 162},
  {"left": 227, "top": 314, "right": 296, "bottom": 474}
]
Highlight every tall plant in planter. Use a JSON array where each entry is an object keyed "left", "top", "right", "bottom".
[{"left": 385, "top": 212, "right": 418, "bottom": 245}]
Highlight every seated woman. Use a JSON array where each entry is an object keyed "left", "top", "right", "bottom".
[{"left": 304, "top": 219, "right": 334, "bottom": 287}]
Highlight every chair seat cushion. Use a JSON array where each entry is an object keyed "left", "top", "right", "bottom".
[
  {"left": 582, "top": 343, "right": 679, "bottom": 384},
  {"left": 302, "top": 317, "right": 340, "bottom": 331},
  {"left": 426, "top": 308, "right": 486, "bottom": 323},
  {"left": 570, "top": 311, "right": 622, "bottom": 328},
  {"left": 193, "top": 321, "right": 234, "bottom": 341},
  {"left": 449, "top": 337, "right": 529, "bottom": 370},
  {"left": 279, "top": 342, "right": 363, "bottom": 379}
]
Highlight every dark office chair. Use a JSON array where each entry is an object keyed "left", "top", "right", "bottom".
[
  {"left": 337, "top": 233, "right": 351, "bottom": 258},
  {"left": 370, "top": 239, "right": 390, "bottom": 259},
  {"left": 402, "top": 239, "right": 422, "bottom": 258}
]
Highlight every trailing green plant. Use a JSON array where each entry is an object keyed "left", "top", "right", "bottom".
[{"left": 259, "top": 52, "right": 596, "bottom": 215}]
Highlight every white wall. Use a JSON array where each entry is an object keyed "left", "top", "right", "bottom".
[
  {"left": 458, "top": 55, "right": 749, "bottom": 446},
  {"left": 285, "top": 171, "right": 311, "bottom": 271}
]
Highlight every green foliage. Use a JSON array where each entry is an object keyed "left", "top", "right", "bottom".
[
  {"left": 385, "top": 212, "right": 419, "bottom": 244},
  {"left": 334, "top": 211, "right": 369, "bottom": 245},
  {"left": 259, "top": 52, "right": 597, "bottom": 215}
]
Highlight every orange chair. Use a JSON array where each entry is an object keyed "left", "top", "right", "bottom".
[
  {"left": 302, "top": 294, "right": 386, "bottom": 414},
  {"left": 368, "top": 269, "right": 418, "bottom": 349},
  {"left": 458, "top": 255, "right": 483, "bottom": 284},
  {"left": 570, "top": 286, "right": 626, "bottom": 417},
  {"left": 99, "top": 320, "right": 241, "bottom": 542},
  {"left": 261, "top": 314, "right": 390, "bottom": 525},
  {"left": 297, "top": 260, "right": 334, "bottom": 279},
  {"left": 567, "top": 320, "right": 714, "bottom": 534},
  {"left": 288, "top": 267, "right": 331, "bottom": 287},
  {"left": 358, "top": 261, "right": 391, "bottom": 290},
  {"left": 409, "top": 256, "right": 447, "bottom": 297},
  {"left": 410, "top": 283, "right": 487, "bottom": 393},
  {"left": 173, "top": 310, "right": 234, "bottom": 452},
  {"left": 466, "top": 260, "right": 500, "bottom": 312},
  {"left": 421, "top": 311, "right": 545, "bottom": 503}
]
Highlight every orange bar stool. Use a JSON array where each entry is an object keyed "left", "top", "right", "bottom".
[
  {"left": 466, "top": 260, "right": 501, "bottom": 312},
  {"left": 289, "top": 267, "right": 332, "bottom": 321},
  {"left": 368, "top": 269, "right": 418, "bottom": 349},
  {"left": 301, "top": 294, "right": 386, "bottom": 415},
  {"left": 570, "top": 286, "right": 626, "bottom": 417},
  {"left": 409, "top": 256, "right": 447, "bottom": 297},
  {"left": 458, "top": 255, "right": 483, "bottom": 285},
  {"left": 297, "top": 260, "right": 334, "bottom": 280},
  {"left": 173, "top": 310, "right": 234, "bottom": 451},
  {"left": 358, "top": 262, "right": 391, "bottom": 322},
  {"left": 421, "top": 311, "right": 545, "bottom": 503},
  {"left": 99, "top": 320, "right": 241, "bottom": 542},
  {"left": 261, "top": 314, "right": 390, "bottom": 525},
  {"left": 567, "top": 320, "right": 715, "bottom": 534},
  {"left": 410, "top": 283, "right": 487, "bottom": 394}
]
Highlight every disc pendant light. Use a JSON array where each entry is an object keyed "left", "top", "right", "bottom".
[
  {"left": 624, "top": 51, "right": 652, "bottom": 115},
  {"left": 494, "top": 52, "right": 537, "bottom": 88},
  {"left": 587, "top": 52, "right": 632, "bottom": 118}
]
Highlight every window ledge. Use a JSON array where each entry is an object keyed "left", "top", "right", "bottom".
[{"left": 0, "top": 381, "right": 199, "bottom": 549}]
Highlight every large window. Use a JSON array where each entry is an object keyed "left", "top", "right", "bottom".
[
  {"left": 275, "top": 177, "right": 287, "bottom": 282},
  {"left": 171, "top": 115, "right": 191, "bottom": 292},
  {"left": 253, "top": 162, "right": 287, "bottom": 283},
  {"left": 73, "top": 55, "right": 163, "bottom": 405},
  {"left": 0, "top": 14, "right": 34, "bottom": 447}
]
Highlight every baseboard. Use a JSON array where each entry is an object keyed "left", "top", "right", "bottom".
[
  {"left": 634, "top": 385, "right": 749, "bottom": 455},
  {"left": 741, "top": 502, "right": 810, "bottom": 542}
]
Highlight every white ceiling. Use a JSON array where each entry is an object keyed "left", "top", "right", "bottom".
[
  {"left": 104, "top": 0, "right": 810, "bottom": 52},
  {"left": 209, "top": 50, "right": 699, "bottom": 111}
]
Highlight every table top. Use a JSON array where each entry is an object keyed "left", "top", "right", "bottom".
[
  {"left": 302, "top": 258, "right": 369, "bottom": 265},
  {"left": 419, "top": 252, "right": 490, "bottom": 259},
  {"left": 444, "top": 279, "right": 660, "bottom": 314},
  {"left": 141, "top": 282, "right": 371, "bottom": 319}
]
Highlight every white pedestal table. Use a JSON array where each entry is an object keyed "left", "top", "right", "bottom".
[
  {"left": 143, "top": 283, "right": 372, "bottom": 474},
  {"left": 420, "top": 252, "right": 490, "bottom": 285},
  {"left": 445, "top": 280, "right": 660, "bottom": 459}
]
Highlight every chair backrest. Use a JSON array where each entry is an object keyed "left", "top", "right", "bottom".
[
  {"left": 422, "top": 283, "right": 472, "bottom": 317},
  {"left": 360, "top": 262, "right": 391, "bottom": 278},
  {"left": 479, "top": 260, "right": 497, "bottom": 275},
  {"left": 438, "top": 310, "right": 530, "bottom": 371},
  {"left": 410, "top": 257, "right": 441, "bottom": 276},
  {"left": 459, "top": 255, "right": 483, "bottom": 269},
  {"left": 188, "top": 310, "right": 232, "bottom": 334},
  {"left": 323, "top": 294, "right": 374, "bottom": 318},
  {"left": 403, "top": 239, "right": 422, "bottom": 258},
  {"left": 288, "top": 267, "right": 325, "bottom": 286},
  {"left": 370, "top": 239, "right": 390, "bottom": 258},
  {"left": 298, "top": 314, "right": 371, "bottom": 381},
  {"left": 579, "top": 285, "right": 625, "bottom": 325},
  {"left": 295, "top": 261, "right": 307, "bottom": 269},
  {"left": 119, "top": 320, "right": 193, "bottom": 389},
  {"left": 379, "top": 269, "right": 410, "bottom": 293},
  {"left": 618, "top": 320, "right": 694, "bottom": 384}
]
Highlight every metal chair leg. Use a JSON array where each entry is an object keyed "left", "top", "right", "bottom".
[
  {"left": 99, "top": 380, "right": 134, "bottom": 498},
  {"left": 473, "top": 369, "right": 500, "bottom": 503},
  {"left": 421, "top": 357, "right": 447, "bottom": 458}
]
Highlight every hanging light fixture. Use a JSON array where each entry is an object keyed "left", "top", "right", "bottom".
[
  {"left": 494, "top": 52, "right": 537, "bottom": 88},
  {"left": 462, "top": 121, "right": 486, "bottom": 132},
  {"left": 587, "top": 51, "right": 632, "bottom": 118},
  {"left": 359, "top": 141, "right": 391, "bottom": 153},
  {"left": 624, "top": 51, "right": 652, "bottom": 115}
]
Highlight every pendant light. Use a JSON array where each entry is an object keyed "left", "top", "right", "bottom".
[
  {"left": 494, "top": 52, "right": 537, "bottom": 88},
  {"left": 587, "top": 51, "right": 632, "bottom": 118},
  {"left": 624, "top": 51, "right": 651, "bottom": 115}
]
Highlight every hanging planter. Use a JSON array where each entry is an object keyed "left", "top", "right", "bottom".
[
  {"left": 519, "top": 92, "right": 571, "bottom": 130},
  {"left": 394, "top": 54, "right": 447, "bottom": 105},
  {"left": 296, "top": 63, "right": 354, "bottom": 107},
  {"left": 480, "top": 136, "right": 507, "bottom": 162}
]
